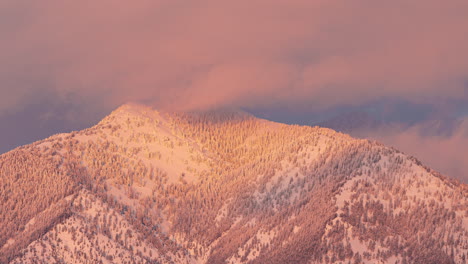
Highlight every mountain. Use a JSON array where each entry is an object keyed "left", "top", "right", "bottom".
[
  {"left": 315, "top": 111, "right": 467, "bottom": 138},
  {"left": 315, "top": 111, "right": 384, "bottom": 135},
  {"left": 1, "top": 103, "right": 467, "bottom": 263},
  {"left": 315, "top": 112, "right": 468, "bottom": 183}
]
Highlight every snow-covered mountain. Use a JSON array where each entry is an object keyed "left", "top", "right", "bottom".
[
  {"left": 1, "top": 103, "right": 467, "bottom": 263},
  {"left": 315, "top": 112, "right": 468, "bottom": 183}
]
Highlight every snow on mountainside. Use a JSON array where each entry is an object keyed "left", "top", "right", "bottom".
[
  {"left": 316, "top": 112, "right": 468, "bottom": 183},
  {"left": 1, "top": 103, "right": 467, "bottom": 263}
]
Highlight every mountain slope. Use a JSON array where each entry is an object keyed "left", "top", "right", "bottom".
[
  {"left": 315, "top": 112, "right": 468, "bottom": 183},
  {"left": 1, "top": 103, "right": 467, "bottom": 263}
]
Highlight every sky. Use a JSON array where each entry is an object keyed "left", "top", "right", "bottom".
[{"left": 0, "top": 0, "right": 467, "bottom": 180}]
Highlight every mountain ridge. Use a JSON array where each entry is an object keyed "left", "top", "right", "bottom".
[
  {"left": 1, "top": 103, "right": 467, "bottom": 263},
  {"left": 314, "top": 111, "right": 468, "bottom": 183}
]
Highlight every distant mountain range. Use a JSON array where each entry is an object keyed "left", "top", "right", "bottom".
[
  {"left": 316, "top": 111, "right": 467, "bottom": 137},
  {"left": 315, "top": 111, "right": 384, "bottom": 134},
  {"left": 316, "top": 111, "right": 468, "bottom": 182},
  {"left": 1, "top": 103, "right": 467, "bottom": 263}
]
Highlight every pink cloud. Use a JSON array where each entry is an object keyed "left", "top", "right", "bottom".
[{"left": 1, "top": 0, "right": 467, "bottom": 113}]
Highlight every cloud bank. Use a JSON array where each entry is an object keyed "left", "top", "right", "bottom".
[
  {"left": 1, "top": 0, "right": 468, "bottom": 113},
  {"left": 364, "top": 120, "right": 468, "bottom": 182}
]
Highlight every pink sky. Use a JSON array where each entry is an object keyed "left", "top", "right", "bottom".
[{"left": 1, "top": 0, "right": 467, "bottom": 112}]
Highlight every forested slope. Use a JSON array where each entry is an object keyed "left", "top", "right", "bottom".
[{"left": 1, "top": 103, "right": 467, "bottom": 263}]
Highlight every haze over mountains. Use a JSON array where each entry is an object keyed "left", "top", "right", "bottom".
[
  {"left": 315, "top": 111, "right": 468, "bottom": 182},
  {"left": 1, "top": 103, "right": 467, "bottom": 263}
]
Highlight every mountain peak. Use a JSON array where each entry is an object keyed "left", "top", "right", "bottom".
[
  {"left": 98, "top": 103, "right": 258, "bottom": 130},
  {"left": 97, "top": 102, "right": 164, "bottom": 127},
  {"left": 110, "top": 102, "right": 157, "bottom": 116},
  {"left": 2, "top": 103, "right": 467, "bottom": 264}
]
